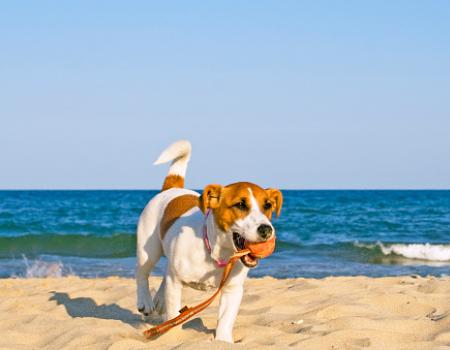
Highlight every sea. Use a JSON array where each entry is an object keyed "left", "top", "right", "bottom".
[{"left": 0, "top": 190, "right": 449, "bottom": 279}]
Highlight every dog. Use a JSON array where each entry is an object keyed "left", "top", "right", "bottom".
[{"left": 136, "top": 140, "right": 283, "bottom": 342}]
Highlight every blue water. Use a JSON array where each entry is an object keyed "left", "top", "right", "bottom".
[{"left": 1, "top": 190, "right": 449, "bottom": 278}]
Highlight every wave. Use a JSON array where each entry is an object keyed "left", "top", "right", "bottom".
[
  {"left": 354, "top": 241, "right": 450, "bottom": 262},
  {"left": 22, "top": 255, "right": 65, "bottom": 278},
  {"left": 0, "top": 233, "right": 135, "bottom": 259},
  {"left": 1, "top": 233, "right": 449, "bottom": 264}
]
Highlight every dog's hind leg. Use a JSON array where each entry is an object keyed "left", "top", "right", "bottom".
[
  {"left": 136, "top": 219, "right": 163, "bottom": 316},
  {"left": 153, "top": 277, "right": 166, "bottom": 315}
]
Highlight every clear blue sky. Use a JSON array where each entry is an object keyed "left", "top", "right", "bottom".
[{"left": 1, "top": 1, "right": 449, "bottom": 189}]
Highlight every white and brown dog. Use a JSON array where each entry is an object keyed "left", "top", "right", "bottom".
[{"left": 136, "top": 140, "right": 282, "bottom": 342}]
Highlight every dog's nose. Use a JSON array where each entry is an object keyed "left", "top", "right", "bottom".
[{"left": 257, "top": 224, "right": 273, "bottom": 240}]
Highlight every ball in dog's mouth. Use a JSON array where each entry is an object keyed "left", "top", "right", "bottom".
[{"left": 233, "top": 232, "right": 259, "bottom": 268}]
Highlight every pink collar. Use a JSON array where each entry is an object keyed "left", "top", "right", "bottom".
[{"left": 203, "top": 209, "right": 228, "bottom": 267}]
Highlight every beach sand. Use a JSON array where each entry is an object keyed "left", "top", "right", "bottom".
[{"left": 1, "top": 276, "right": 449, "bottom": 349}]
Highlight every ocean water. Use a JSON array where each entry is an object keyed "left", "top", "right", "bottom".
[{"left": 0, "top": 190, "right": 449, "bottom": 279}]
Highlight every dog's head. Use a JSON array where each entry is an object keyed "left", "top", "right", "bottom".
[{"left": 199, "top": 182, "right": 283, "bottom": 267}]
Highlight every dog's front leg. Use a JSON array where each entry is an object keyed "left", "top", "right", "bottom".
[
  {"left": 215, "top": 285, "right": 243, "bottom": 343},
  {"left": 163, "top": 273, "right": 182, "bottom": 320}
]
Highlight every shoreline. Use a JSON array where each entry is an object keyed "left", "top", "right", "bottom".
[{"left": 2, "top": 276, "right": 449, "bottom": 349}]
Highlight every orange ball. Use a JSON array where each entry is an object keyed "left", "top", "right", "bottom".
[{"left": 245, "top": 235, "right": 276, "bottom": 259}]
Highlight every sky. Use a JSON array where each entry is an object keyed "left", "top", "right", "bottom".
[{"left": 1, "top": 1, "right": 449, "bottom": 189}]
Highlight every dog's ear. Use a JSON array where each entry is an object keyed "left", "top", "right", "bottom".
[
  {"left": 265, "top": 188, "right": 283, "bottom": 217},
  {"left": 199, "top": 184, "right": 223, "bottom": 213}
]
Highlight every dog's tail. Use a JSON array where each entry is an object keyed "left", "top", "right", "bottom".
[{"left": 154, "top": 140, "right": 192, "bottom": 191}]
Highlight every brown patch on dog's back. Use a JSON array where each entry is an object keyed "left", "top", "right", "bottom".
[
  {"left": 160, "top": 194, "right": 199, "bottom": 240},
  {"left": 162, "top": 174, "right": 184, "bottom": 191}
]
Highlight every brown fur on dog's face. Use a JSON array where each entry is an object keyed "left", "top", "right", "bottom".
[{"left": 199, "top": 182, "right": 283, "bottom": 233}]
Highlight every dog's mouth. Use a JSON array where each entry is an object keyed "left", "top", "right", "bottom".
[{"left": 233, "top": 232, "right": 258, "bottom": 268}]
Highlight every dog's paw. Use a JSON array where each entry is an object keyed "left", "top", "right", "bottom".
[
  {"left": 137, "top": 300, "right": 155, "bottom": 316},
  {"left": 137, "top": 290, "right": 155, "bottom": 316}
]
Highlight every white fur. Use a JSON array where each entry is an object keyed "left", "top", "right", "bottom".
[
  {"left": 136, "top": 142, "right": 272, "bottom": 343},
  {"left": 153, "top": 140, "right": 191, "bottom": 177}
]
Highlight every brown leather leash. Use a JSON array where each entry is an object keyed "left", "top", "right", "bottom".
[{"left": 143, "top": 249, "right": 251, "bottom": 340}]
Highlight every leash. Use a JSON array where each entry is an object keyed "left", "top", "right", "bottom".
[{"left": 143, "top": 248, "right": 251, "bottom": 340}]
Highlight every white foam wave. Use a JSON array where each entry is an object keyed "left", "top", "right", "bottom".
[
  {"left": 355, "top": 241, "right": 450, "bottom": 262},
  {"left": 23, "top": 255, "right": 64, "bottom": 278}
]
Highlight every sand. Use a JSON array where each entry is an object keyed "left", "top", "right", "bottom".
[{"left": 1, "top": 276, "right": 449, "bottom": 350}]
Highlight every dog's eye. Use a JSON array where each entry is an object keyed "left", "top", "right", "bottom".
[
  {"left": 263, "top": 202, "right": 272, "bottom": 210},
  {"left": 233, "top": 200, "right": 248, "bottom": 211}
]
